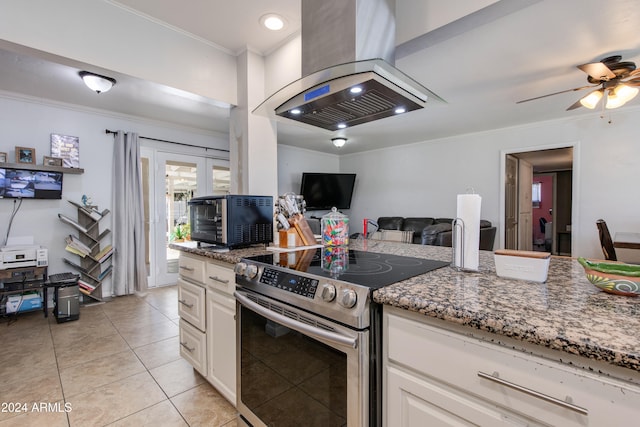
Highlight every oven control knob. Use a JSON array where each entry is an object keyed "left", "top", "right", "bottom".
[
  {"left": 320, "top": 284, "right": 336, "bottom": 302},
  {"left": 245, "top": 264, "right": 259, "bottom": 279},
  {"left": 234, "top": 262, "right": 247, "bottom": 276},
  {"left": 339, "top": 289, "right": 358, "bottom": 308}
]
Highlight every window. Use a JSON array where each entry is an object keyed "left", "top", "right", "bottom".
[{"left": 532, "top": 182, "right": 541, "bottom": 208}]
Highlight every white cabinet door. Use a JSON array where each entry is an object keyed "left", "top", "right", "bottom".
[
  {"left": 206, "top": 287, "right": 236, "bottom": 404},
  {"left": 177, "top": 278, "right": 206, "bottom": 331},
  {"left": 179, "top": 318, "right": 207, "bottom": 376},
  {"left": 387, "top": 365, "right": 531, "bottom": 426}
]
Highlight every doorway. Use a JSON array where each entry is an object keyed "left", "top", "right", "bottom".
[
  {"left": 141, "top": 147, "right": 230, "bottom": 287},
  {"left": 501, "top": 146, "right": 575, "bottom": 255}
]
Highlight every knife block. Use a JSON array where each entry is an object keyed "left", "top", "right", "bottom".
[{"left": 289, "top": 214, "right": 317, "bottom": 246}]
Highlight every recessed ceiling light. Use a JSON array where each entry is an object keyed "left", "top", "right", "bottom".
[
  {"left": 290, "top": 108, "right": 302, "bottom": 115},
  {"left": 337, "top": 123, "right": 347, "bottom": 129},
  {"left": 260, "top": 13, "right": 285, "bottom": 31},
  {"left": 350, "top": 86, "right": 363, "bottom": 94},
  {"left": 394, "top": 107, "right": 406, "bottom": 114}
]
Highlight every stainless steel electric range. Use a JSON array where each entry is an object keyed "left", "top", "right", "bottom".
[{"left": 234, "top": 247, "right": 449, "bottom": 427}]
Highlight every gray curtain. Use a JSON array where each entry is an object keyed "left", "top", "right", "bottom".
[{"left": 112, "top": 131, "right": 148, "bottom": 296}]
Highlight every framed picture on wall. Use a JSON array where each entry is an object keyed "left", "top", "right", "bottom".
[
  {"left": 43, "top": 156, "right": 63, "bottom": 167},
  {"left": 16, "top": 146, "right": 36, "bottom": 164},
  {"left": 50, "top": 133, "right": 80, "bottom": 168},
  {"left": 0, "top": 152, "right": 7, "bottom": 163}
]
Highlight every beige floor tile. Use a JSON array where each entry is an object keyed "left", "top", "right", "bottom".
[
  {"left": 117, "top": 319, "right": 179, "bottom": 348},
  {"left": 66, "top": 371, "right": 165, "bottom": 427},
  {"left": 106, "top": 400, "right": 187, "bottom": 427},
  {"left": 110, "top": 308, "right": 172, "bottom": 331},
  {"left": 171, "top": 383, "right": 237, "bottom": 427},
  {"left": 221, "top": 418, "right": 239, "bottom": 427},
  {"left": 0, "top": 310, "right": 50, "bottom": 334},
  {"left": 60, "top": 349, "right": 146, "bottom": 398},
  {"left": 55, "top": 332, "right": 130, "bottom": 370},
  {"left": 0, "top": 370, "right": 63, "bottom": 423},
  {"left": 0, "top": 400, "right": 69, "bottom": 427},
  {"left": 134, "top": 336, "right": 181, "bottom": 370},
  {"left": 0, "top": 347, "right": 58, "bottom": 385},
  {"left": 149, "top": 357, "right": 205, "bottom": 397},
  {"left": 50, "top": 316, "right": 119, "bottom": 347}
]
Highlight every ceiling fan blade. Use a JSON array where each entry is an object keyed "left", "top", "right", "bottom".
[
  {"left": 624, "top": 77, "right": 640, "bottom": 86},
  {"left": 577, "top": 62, "right": 616, "bottom": 80},
  {"left": 566, "top": 99, "right": 584, "bottom": 111},
  {"left": 516, "top": 85, "right": 596, "bottom": 104}
]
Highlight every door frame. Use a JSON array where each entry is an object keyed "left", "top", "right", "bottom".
[
  {"left": 499, "top": 141, "right": 580, "bottom": 253},
  {"left": 141, "top": 144, "right": 230, "bottom": 287}
]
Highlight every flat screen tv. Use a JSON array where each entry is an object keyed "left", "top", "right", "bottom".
[
  {"left": 0, "top": 167, "right": 63, "bottom": 199},
  {"left": 300, "top": 172, "right": 356, "bottom": 211}
]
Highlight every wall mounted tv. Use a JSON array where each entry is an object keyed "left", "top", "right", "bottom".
[
  {"left": 0, "top": 168, "right": 63, "bottom": 199},
  {"left": 300, "top": 172, "right": 356, "bottom": 211}
]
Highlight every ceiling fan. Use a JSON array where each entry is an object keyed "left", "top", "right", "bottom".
[{"left": 517, "top": 55, "right": 640, "bottom": 110}]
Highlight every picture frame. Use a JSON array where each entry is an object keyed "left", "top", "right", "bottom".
[
  {"left": 0, "top": 152, "right": 7, "bottom": 163},
  {"left": 50, "top": 133, "right": 80, "bottom": 168},
  {"left": 43, "top": 156, "right": 63, "bottom": 167},
  {"left": 16, "top": 146, "right": 36, "bottom": 164}
]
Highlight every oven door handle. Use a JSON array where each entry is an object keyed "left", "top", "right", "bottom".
[{"left": 234, "top": 291, "right": 358, "bottom": 349}]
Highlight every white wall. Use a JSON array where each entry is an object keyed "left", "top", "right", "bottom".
[
  {"left": 0, "top": 0, "right": 237, "bottom": 104},
  {"left": 0, "top": 92, "right": 228, "bottom": 296},
  {"left": 338, "top": 106, "right": 640, "bottom": 261}
]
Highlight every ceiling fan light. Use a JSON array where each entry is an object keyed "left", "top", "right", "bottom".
[
  {"left": 579, "top": 89, "right": 603, "bottom": 109},
  {"left": 613, "top": 84, "right": 639, "bottom": 103},
  {"left": 606, "top": 92, "right": 625, "bottom": 109}
]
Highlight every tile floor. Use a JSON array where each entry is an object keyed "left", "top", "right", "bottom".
[{"left": 0, "top": 285, "right": 238, "bottom": 426}]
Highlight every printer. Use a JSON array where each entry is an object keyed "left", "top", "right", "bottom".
[{"left": 0, "top": 245, "right": 48, "bottom": 270}]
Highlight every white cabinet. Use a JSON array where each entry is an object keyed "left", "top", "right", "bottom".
[
  {"left": 384, "top": 307, "right": 640, "bottom": 427},
  {"left": 206, "top": 281, "right": 236, "bottom": 403},
  {"left": 177, "top": 252, "right": 236, "bottom": 404}
]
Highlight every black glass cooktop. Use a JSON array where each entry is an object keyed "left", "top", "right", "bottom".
[{"left": 244, "top": 248, "right": 449, "bottom": 289}]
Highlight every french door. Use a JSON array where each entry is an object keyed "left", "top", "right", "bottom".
[{"left": 141, "top": 147, "right": 229, "bottom": 287}]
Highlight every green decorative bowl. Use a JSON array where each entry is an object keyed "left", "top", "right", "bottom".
[{"left": 577, "top": 257, "right": 640, "bottom": 296}]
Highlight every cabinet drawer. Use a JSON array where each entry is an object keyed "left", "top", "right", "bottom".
[
  {"left": 205, "top": 260, "right": 235, "bottom": 295},
  {"left": 386, "top": 311, "right": 640, "bottom": 427},
  {"left": 178, "top": 278, "right": 205, "bottom": 331},
  {"left": 178, "top": 253, "right": 205, "bottom": 283},
  {"left": 179, "top": 319, "right": 207, "bottom": 376}
]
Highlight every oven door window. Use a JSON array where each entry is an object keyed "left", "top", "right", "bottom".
[{"left": 240, "top": 305, "right": 347, "bottom": 426}]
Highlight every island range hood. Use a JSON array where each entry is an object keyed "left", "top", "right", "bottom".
[{"left": 254, "top": 0, "right": 443, "bottom": 132}]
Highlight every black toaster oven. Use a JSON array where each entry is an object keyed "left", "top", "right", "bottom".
[{"left": 188, "top": 195, "right": 273, "bottom": 248}]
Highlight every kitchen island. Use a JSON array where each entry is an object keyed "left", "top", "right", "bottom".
[
  {"left": 172, "top": 240, "right": 640, "bottom": 425},
  {"left": 172, "top": 240, "right": 640, "bottom": 376}
]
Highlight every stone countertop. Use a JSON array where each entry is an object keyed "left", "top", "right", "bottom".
[
  {"left": 169, "top": 241, "right": 271, "bottom": 264},
  {"left": 171, "top": 240, "right": 640, "bottom": 374},
  {"left": 355, "top": 239, "right": 640, "bottom": 374}
]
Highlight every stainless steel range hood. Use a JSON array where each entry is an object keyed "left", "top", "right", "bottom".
[{"left": 254, "top": 0, "right": 443, "bottom": 132}]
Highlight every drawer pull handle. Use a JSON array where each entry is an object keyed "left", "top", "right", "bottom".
[
  {"left": 179, "top": 266, "right": 195, "bottom": 271},
  {"left": 208, "top": 275, "right": 229, "bottom": 284},
  {"left": 477, "top": 371, "right": 588, "bottom": 416},
  {"left": 178, "top": 299, "right": 194, "bottom": 308},
  {"left": 180, "top": 341, "right": 195, "bottom": 352}
]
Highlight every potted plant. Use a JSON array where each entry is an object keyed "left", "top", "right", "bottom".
[{"left": 171, "top": 224, "right": 189, "bottom": 242}]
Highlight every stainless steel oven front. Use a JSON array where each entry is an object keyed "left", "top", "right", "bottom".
[{"left": 235, "top": 288, "right": 377, "bottom": 427}]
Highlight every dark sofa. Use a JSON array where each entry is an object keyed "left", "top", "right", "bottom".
[{"left": 375, "top": 216, "right": 497, "bottom": 250}]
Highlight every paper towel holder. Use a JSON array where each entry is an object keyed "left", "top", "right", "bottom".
[{"left": 451, "top": 217, "right": 479, "bottom": 272}]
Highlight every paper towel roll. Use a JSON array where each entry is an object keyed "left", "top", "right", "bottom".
[{"left": 454, "top": 194, "right": 481, "bottom": 270}]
